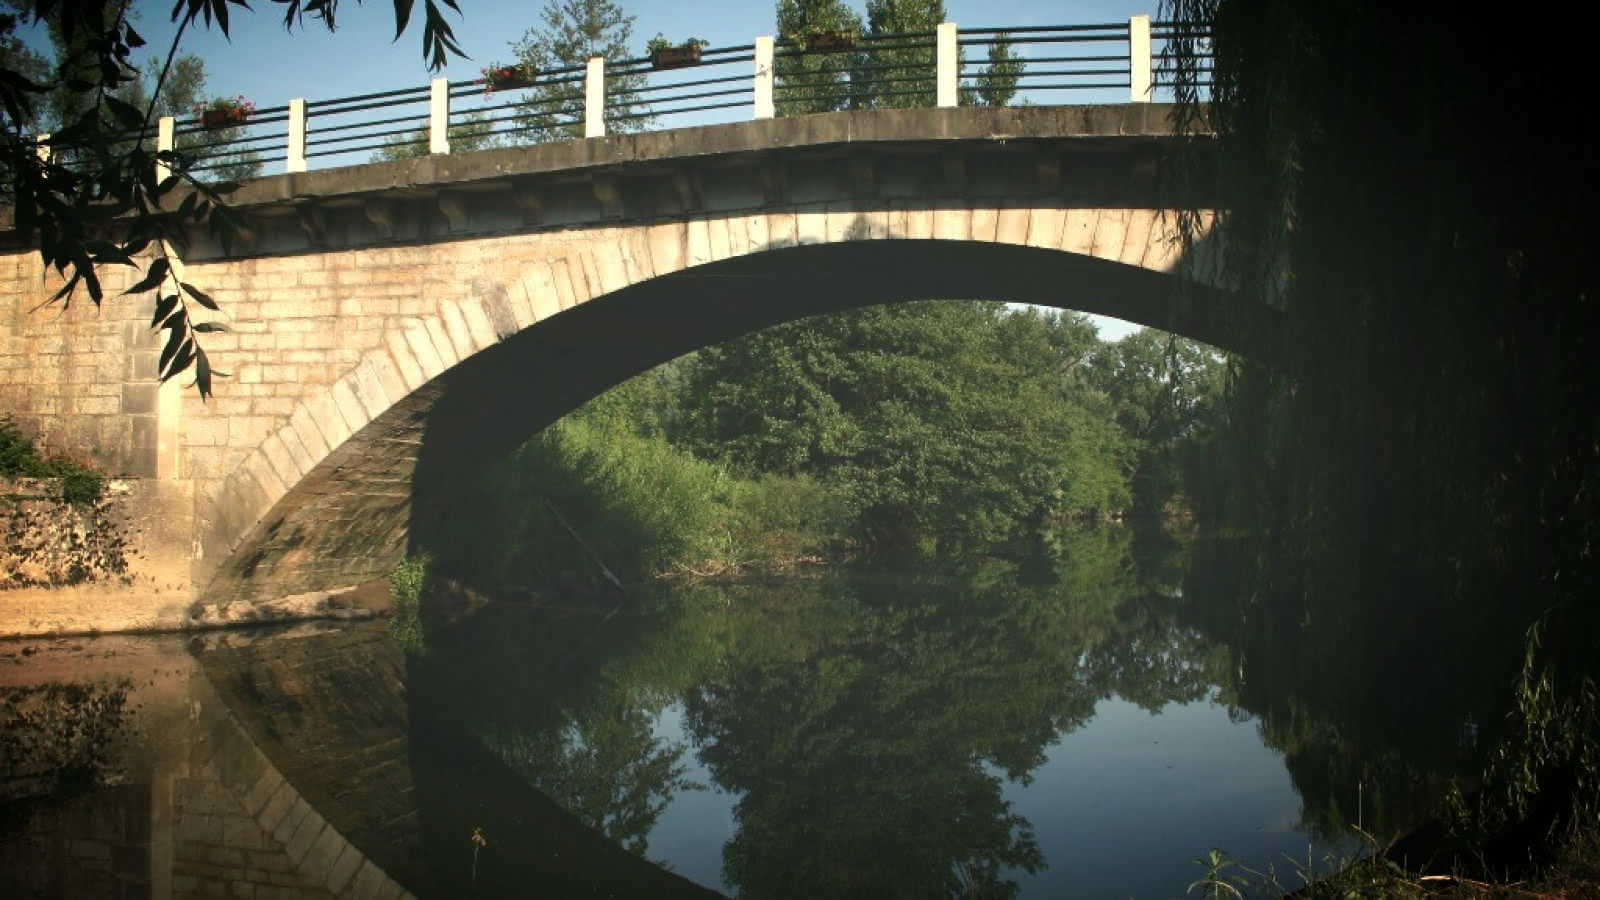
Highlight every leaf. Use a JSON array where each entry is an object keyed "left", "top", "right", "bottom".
[
  {"left": 191, "top": 321, "right": 230, "bottom": 333},
  {"left": 179, "top": 281, "right": 219, "bottom": 311},
  {"left": 104, "top": 95, "right": 144, "bottom": 131},
  {"left": 166, "top": 341, "right": 196, "bottom": 384},
  {"left": 392, "top": 0, "right": 415, "bottom": 39},
  {"left": 176, "top": 190, "right": 199, "bottom": 222},
  {"left": 122, "top": 257, "right": 169, "bottom": 295},
  {"left": 150, "top": 293, "right": 180, "bottom": 328},
  {"left": 158, "top": 319, "right": 189, "bottom": 379},
  {"left": 192, "top": 346, "right": 214, "bottom": 399}
]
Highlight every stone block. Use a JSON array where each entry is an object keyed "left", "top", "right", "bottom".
[
  {"left": 646, "top": 221, "right": 686, "bottom": 275},
  {"left": 243, "top": 770, "right": 285, "bottom": 820},
  {"left": 120, "top": 382, "right": 158, "bottom": 415},
  {"left": 270, "top": 796, "right": 310, "bottom": 845},
  {"left": 323, "top": 840, "right": 363, "bottom": 894},
  {"left": 223, "top": 815, "right": 271, "bottom": 852},
  {"left": 330, "top": 379, "right": 370, "bottom": 435},
  {"left": 417, "top": 317, "right": 457, "bottom": 371},
  {"left": 306, "top": 393, "right": 353, "bottom": 452},
  {"left": 1090, "top": 206, "right": 1130, "bottom": 259},
  {"left": 246, "top": 850, "right": 290, "bottom": 874},
  {"left": 205, "top": 845, "right": 245, "bottom": 868},
  {"left": 383, "top": 331, "right": 426, "bottom": 391},
  {"left": 459, "top": 296, "right": 499, "bottom": 348},
  {"left": 284, "top": 809, "right": 326, "bottom": 866},
  {"left": 346, "top": 860, "right": 386, "bottom": 900},
  {"left": 437, "top": 301, "right": 476, "bottom": 362},
  {"left": 113, "top": 843, "right": 145, "bottom": 876},
  {"left": 1062, "top": 208, "right": 1099, "bottom": 255},
  {"left": 548, "top": 256, "right": 581, "bottom": 310},
  {"left": 177, "top": 812, "right": 221, "bottom": 844}
]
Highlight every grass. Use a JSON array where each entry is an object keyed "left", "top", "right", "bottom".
[
  {"left": 0, "top": 415, "right": 105, "bottom": 506},
  {"left": 388, "top": 553, "right": 430, "bottom": 652},
  {"left": 1188, "top": 828, "right": 1600, "bottom": 899}
]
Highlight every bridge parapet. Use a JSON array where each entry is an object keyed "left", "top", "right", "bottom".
[{"left": 31, "top": 17, "right": 1212, "bottom": 180}]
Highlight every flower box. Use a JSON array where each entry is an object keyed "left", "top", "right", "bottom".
[
  {"left": 200, "top": 110, "right": 240, "bottom": 128},
  {"left": 804, "top": 30, "right": 857, "bottom": 52},
  {"left": 650, "top": 45, "right": 703, "bottom": 70},
  {"left": 483, "top": 65, "right": 535, "bottom": 93},
  {"left": 194, "top": 97, "right": 254, "bottom": 129}
]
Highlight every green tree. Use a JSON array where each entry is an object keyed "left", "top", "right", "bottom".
[
  {"left": 854, "top": 0, "right": 1021, "bottom": 110},
  {"left": 1088, "top": 330, "right": 1223, "bottom": 516},
  {"left": 774, "top": 0, "right": 863, "bottom": 115},
  {"left": 854, "top": 0, "right": 946, "bottom": 109},
  {"left": 507, "top": 0, "right": 652, "bottom": 143},
  {"left": 371, "top": 110, "right": 498, "bottom": 161},
  {"left": 0, "top": 3, "right": 48, "bottom": 134},
  {"left": 775, "top": 0, "right": 1019, "bottom": 114},
  {"left": 963, "top": 30, "right": 1022, "bottom": 108},
  {"left": 675, "top": 302, "right": 1131, "bottom": 550}
]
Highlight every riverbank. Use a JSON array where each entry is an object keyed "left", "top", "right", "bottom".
[
  {"left": 1277, "top": 836, "right": 1600, "bottom": 898},
  {"left": 0, "top": 577, "right": 394, "bottom": 641}
]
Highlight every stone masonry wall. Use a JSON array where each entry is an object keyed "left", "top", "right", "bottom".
[
  {"left": 0, "top": 477, "right": 131, "bottom": 589},
  {"left": 0, "top": 252, "right": 162, "bottom": 478}
]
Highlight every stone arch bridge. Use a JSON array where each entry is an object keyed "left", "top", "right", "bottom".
[{"left": 0, "top": 105, "right": 1262, "bottom": 620}]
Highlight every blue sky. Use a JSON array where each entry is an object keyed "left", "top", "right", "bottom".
[
  {"left": 136, "top": 0, "right": 1163, "bottom": 102},
  {"left": 25, "top": 0, "right": 1158, "bottom": 338}
]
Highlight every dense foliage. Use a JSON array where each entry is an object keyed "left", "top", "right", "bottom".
[
  {"left": 1162, "top": 0, "right": 1597, "bottom": 860},
  {"left": 417, "top": 300, "right": 1228, "bottom": 595},
  {"left": 774, "top": 0, "right": 1020, "bottom": 114},
  {"left": 0, "top": 414, "right": 101, "bottom": 504},
  {"left": 675, "top": 302, "right": 1132, "bottom": 550}
]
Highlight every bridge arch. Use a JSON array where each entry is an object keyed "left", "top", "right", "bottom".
[{"left": 201, "top": 220, "right": 1265, "bottom": 607}]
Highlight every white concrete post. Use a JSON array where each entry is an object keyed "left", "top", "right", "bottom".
[
  {"left": 154, "top": 118, "right": 174, "bottom": 181},
  {"left": 754, "top": 36, "right": 775, "bottom": 120},
  {"left": 936, "top": 22, "right": 958, "bottom": 107},
  {"left": 1129, "top": 15, "right": 1152, "bottom": 102},
  {"left": 429, "top": 77, "right": 450, "bottom": 154},
  {"left": 585, "top": 56, "right": 606, "bottom": 138},
  {"left": 286, "top": 98, "right": 307, "bottom": 173}
]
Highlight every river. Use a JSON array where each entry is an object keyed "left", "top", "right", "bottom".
[{"left": 0, "top": 527, "right": 1495, "bottom": 898}]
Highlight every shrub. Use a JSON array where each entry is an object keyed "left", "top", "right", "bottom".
[
  {"left": 0, "top": 415, "right": 105, "bottom": 506},
  {"left": 729, "top": 474, "right": 849, "bottom": 562},
  {"left": 389, "top": 553, "right": 431, "bottom": 651}
]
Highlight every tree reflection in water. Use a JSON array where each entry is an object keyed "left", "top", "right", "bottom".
[{"left": 425, "top": 525, "right": 1492, "bottom": 897}]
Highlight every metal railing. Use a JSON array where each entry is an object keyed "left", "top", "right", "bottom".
[{"left": 40, "top": 15, "right": 1212, "bottom": 179}]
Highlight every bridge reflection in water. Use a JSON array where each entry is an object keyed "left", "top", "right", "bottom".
[{"left": 0, "top": 624, "right": 720, "bottom": 900}]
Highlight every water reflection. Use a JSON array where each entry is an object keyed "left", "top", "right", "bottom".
[
  {"left": 419, "top": 527, "right": 1399, "bottom": 898},
  {"left": 0, "top": 526, "right": 1501, "bottom": 898}
]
